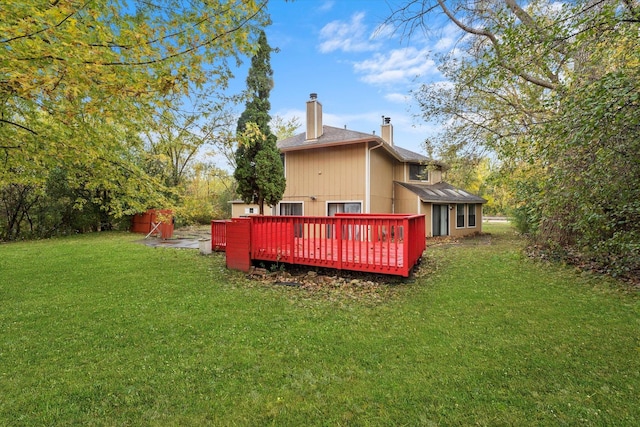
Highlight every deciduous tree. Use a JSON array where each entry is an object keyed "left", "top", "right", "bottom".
[
  {"left": 0, "top": 0, "right": 267, "bottom": 238},
  {"left": 389, "top": 0, "right": 640, "bottom": 277}
]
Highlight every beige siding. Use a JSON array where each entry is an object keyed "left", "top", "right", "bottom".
[
  {"left": 231, "top": 203, "right": 261, "bottom": 218},
  {"left": 369, "top": 145, "right": 395, "bottom": 213},
  {"left": 430, "top": 169, "right": 442, "bottom": 184},
  {"left": 393, "top": 182, "right": 420, "bottom": 214},
  {"left": 393, "top": 162, "right": 405, "bottom": 181},
  {"left": 394, "top": 183, "right": 432, "bottom": 238},
  {"left": 450, "top": 203, "right": 483, "bottom": 237},
  {"left": 282, "top": 144, "right": 366, "bottom": 216},
  {"left": 422, "top": 203, "right": 434, "bottom": 237}
]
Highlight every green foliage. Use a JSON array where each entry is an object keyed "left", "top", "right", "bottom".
[
  {"left": 398, "top": 0, "right": 640, "bottom": 279},
  {"left": 173, "top": 163, "right": 235, "bottom": 225},
  {"left": 233, "top": 30, "right": 285, "bottom": 214},
  {"left": 271, "top": 115, "right": 302, "bottom": 140},
  {"left": 0, "top": 0, "right": 268, "bottom": 239},
  {"left": 441, "top": 156, "right": 509, "bottom": 216},
  {"left": 535, "top": 67, "right": 640, "bottom": 276}
]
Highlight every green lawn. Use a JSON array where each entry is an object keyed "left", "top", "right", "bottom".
[{"left": 1, "top": 224, "right": 638, "bottom": 425}]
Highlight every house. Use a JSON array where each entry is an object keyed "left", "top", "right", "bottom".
[
  {"left": 229, "top": 201, "right": 261, "bottom": 218},
  {"left": 234, "top": 93, "right": 486, "bottom": 238}
]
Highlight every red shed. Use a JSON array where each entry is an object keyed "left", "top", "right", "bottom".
[{"left": 130, "top": 209, "right": 174, "bottom": 239}]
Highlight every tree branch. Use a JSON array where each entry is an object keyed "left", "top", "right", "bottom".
[
  {"left": 98, "top": 1, "right": 267, "bottom": 67},
  {"left": 0, "top": 118, "right": 38, "bottom": 135},
  {"left": 436, "top": 0, "right": 558, "bottom": 91},
  {"left": 1, "top": 1, "right": 91, "bottom": 43}
]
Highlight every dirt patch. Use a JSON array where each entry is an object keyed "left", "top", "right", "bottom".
[
  {"left": 428, "top": 232, "right": 493, "bottom": 247},
  {"left": 238, "top": 232, "right": 495, "bottom": 300},
  {"left": 243, "top": 263, "right": 413, "bottom": 303}
]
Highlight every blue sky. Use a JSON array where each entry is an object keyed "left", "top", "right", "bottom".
[{"left": 227, "top": 0, "right": 458, "bottom": 157}]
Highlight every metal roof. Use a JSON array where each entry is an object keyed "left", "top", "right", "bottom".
[{"left": 396, "top": 181, "right": 487, "bottom": 204}]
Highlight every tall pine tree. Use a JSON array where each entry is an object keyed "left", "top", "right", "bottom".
[{"left": 233, "top": 31, "right": 285, "bottom": 215}]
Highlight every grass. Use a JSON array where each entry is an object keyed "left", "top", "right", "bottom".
[{"left": 0, "top": 224, "right": 638, "bottom": 425}]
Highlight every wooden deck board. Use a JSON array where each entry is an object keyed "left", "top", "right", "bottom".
[{"left": 252, "top": 237, "right": 405, "bottom": 273}]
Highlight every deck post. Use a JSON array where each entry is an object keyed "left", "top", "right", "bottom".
[
  {"left": 335, "top": 216, "right": 342, "bottom": 271},
  {"left": 290, "top": 217, "right": 296, "bottom": 263},
  {"left": 225, "top": 218, "right": 252, "bottom": 272},
  {"left": 402, "top": 217, "right": 410, "bottom": 277}
]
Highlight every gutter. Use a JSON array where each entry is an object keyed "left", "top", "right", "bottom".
[{"left": 365, "top": 140, "right": 384, "bottom": 213}]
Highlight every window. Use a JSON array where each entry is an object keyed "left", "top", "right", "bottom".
[
  {"left": 244, "top": 207, "right": 255, "bottom": 214},
  {"left": 468, "top": 204, "right": 476, "bottom": 227},
  {"left": 279, "top": 202, "right": 303, "bottom": 237},
  {"left": 409, "top": 163, "right": 429, "bottom": 181},
  {"left": 279, "top": 202, "right": 302, "bottom": 216},
  {"left": 327, "top": 202, "right": 361, "bottom": 216},
  {"left": 456, "top": 204, "right": 465, "bottom": 228},
  {"left": 327, "top": 202, "right": 362, "bottom": 239}
]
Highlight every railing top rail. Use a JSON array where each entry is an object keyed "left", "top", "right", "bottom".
[
  {"left": 334, "top": 213, "right": 425, "bottom": 219},
  {"left": 249, "top": 214, "right": 425, "bottom": 220}
]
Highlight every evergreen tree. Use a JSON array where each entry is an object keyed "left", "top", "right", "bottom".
[{"left": 233, "top": 31, "right": 285, "bottom": 214}]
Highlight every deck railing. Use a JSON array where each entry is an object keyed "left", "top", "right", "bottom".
[
  {"left": 218, "top": 214, "right": 425, "bottom": 277},
  {"left": 211, "top": 220, "right": 229, "bottom": 251}
]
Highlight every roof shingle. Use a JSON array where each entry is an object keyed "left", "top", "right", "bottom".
[
  {"left": 396, "top": 181, "right": 487, "bottom": 204},
  {"left": 277, "top": 125, "right": 446, "bottom": 167}
]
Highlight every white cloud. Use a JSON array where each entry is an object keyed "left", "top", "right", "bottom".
[
  {"left": 272, "top": 108, "right": 305, "bottom": 131},
  {"left": 371, "top": 22, "right": 394, "bottom": 40},
  {"left": 384, "top": 93, "right": 410, "bottom": 103},
  {"left": 318, "top": 12, "right": 380, "bottom": 53},
  {"left": 434, "top": 36, "right": 454, "bottom": 51},
  {"left": 318, "top": 1, "right": 334, "bottom": 12},
  {"left": 353, "top": 47, "right": 437, "bottom": 85},
  {"left": 323, "top": 111, "right": 373, "bottom": 129},
  {"left": 432, "top": 22, "right": 464, "bottom": 52}
]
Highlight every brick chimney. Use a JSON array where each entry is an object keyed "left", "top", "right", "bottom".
[
  {"left": 306, "top": 93, "right": 323, "bottom": 140},
  {"left": 381, "top": 116, "right": 393, "bottom": 146}
]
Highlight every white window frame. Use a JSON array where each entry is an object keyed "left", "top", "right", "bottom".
[
  {"left": 326, "top": 201, "right": 363, "bottom": 216},
  {"left": 431, "top": 204, "right": 450, "bottom": 237},
  {"left": 278, "top": 201, "right": 303, "bottom": 216},
  {"left": 456, "top": 203, "right": 466, "bottom": 229},
  {"left": 468, "top": 203, "right": 477, "bottom": 228}
]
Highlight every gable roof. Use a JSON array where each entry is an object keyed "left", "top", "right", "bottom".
[
  {"left": 277, "top": 125, "right": 447, "bottom": 168},
  {"left": 392, "top": 145, "right": 429, "bottom": 162},
  {"left": 396, "top": 181, "right": 487, "bottom": 204},
  {"left": 277, "top": 125, "right": 379, "bottom": 151}
]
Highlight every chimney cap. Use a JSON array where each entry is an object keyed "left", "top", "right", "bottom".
[
  {"left": 309, "top": 93, "right": 318, "bottom": 100},
  {"left": 384, "top": 116, "right": 391, "bottom": 124}
]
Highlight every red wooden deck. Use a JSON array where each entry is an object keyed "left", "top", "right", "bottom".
[{"left": 214, "top": 214, "right": 426, "bottom": 277}]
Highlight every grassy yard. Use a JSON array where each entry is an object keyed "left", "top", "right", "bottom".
[{"left": 1, "top": 224, "right": 638, "bottom": 425}]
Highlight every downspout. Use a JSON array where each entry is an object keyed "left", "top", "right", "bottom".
[
  {"left": 392, "top": 183, "right": 395, "bottom": 213},
  {"left": 365, "top": 140, "right": 384, "bottom": 213}
]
